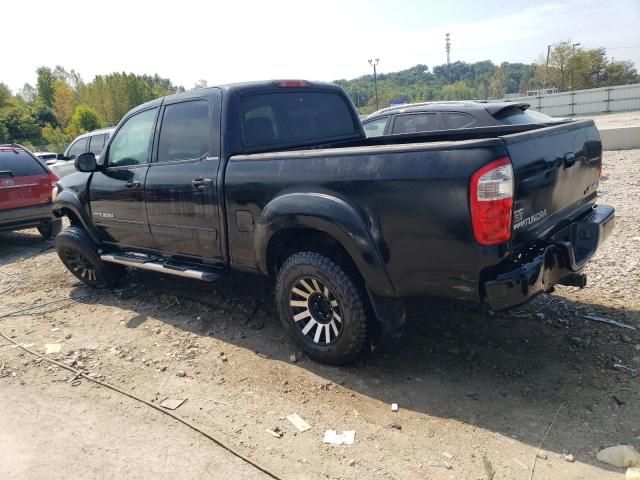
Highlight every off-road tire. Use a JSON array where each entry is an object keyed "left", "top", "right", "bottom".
[
  {"left": 55, "top": 226, "right": 124, "bottom": 288},
  {"left": 37, "top": 219, "right": 62, "bottom": 240},
  {"left": 276, "top": 251, "right": 368, "bottom": 365}
]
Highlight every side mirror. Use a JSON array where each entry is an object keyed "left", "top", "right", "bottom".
[
  {"left": 56, "top": 153, "right": 67, "bottom": 160},
  {"left": 75, "top": 152, "right": 98, "bottom": 172}
]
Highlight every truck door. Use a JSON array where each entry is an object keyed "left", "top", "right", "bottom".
[
  {"left": 89, "top": 106, "right": 159, "bottom": 248},
  {"left": 144, "top": 94, "right": 222, "bottom": 260}
]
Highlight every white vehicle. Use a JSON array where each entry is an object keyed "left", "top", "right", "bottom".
[{"left": 48, "top": 127, "right": 115, "bottom": 178}]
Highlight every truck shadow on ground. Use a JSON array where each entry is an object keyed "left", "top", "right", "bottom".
[{"left": 68, "top": 267, "right": 639, "bottom": 471}]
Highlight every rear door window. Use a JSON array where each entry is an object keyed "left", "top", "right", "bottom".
[
  {"left": 0, "top": 150, "right": 46, "bottom": 177},
  {"left": 392, "top": 113, "right": 439, "bottom": 134},
  {"left": 442, "top": 112, "right": 475, "bottom": 129},
  {"left": 242, "top": 91, "right": 358, "bottom": 148},
  {"left": 363, "top": 117, "right": 389, "bottom": 137},
  {"left": 67, "top": 137, "right": 88, "bottom": 159},
  {"left": 157, "top": 100, "right": 211, "bottom": 162},
  {"left": 88, "top": 134, "right": 106, "bottom": 155}
]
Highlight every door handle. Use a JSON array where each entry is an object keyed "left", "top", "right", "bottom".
[
  {"left": 191, "top": 178, "right": 212, "bottom": 189},
  {"left": 125, "top": 180, "right": 141, "bottom": 188}
]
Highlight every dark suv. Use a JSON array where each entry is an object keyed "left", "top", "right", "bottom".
[
  {"left": 362, "top": 101, "right": 560, "bottom": 137},
  {"left": 0, "top": 145, "right": 61, "bottom": 239}
]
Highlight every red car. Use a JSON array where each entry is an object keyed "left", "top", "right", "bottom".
[{"left": 0, "top": 144, "right": 61, "bottom": 239}]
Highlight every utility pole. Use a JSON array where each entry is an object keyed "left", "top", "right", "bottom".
[
  {"left": 543, "top": 41, "right": 562, "bottom": 93},
  {"left": 571, "top": 42, "right": 580, "bottom": 91},
  {"left": 368, "top": 58, "right": 380, "bottom": 111},
  {"left": 542, "top": 44, "right": 551, "bottom": 93},
  {"left": 445, "top": 33, "right": 451, "bottom": 82}
]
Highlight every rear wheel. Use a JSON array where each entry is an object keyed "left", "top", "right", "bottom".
[
  {"left": 55, "top": 226, "right": 124, "bottom": 288},
  {"left": 37, "top": 219, "right": 62, "bottom": 240},
  {"left": 276, "top": 251, "right": 368, "bottom": 365}
]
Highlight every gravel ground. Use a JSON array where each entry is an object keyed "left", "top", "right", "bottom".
[{"left": 0, "top": 150, "right": 639, "bottom": 480}]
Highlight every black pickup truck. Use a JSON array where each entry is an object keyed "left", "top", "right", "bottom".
[{"left": 52, "top": 80, "right": 614, "bottom": 364}]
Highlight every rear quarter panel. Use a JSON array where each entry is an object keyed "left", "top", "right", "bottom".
[{"left": 225, "top": 140, "right": 509, "bottom": 300}]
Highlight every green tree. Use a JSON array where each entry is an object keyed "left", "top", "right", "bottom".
[
  {"left": 441, "top": 81, "right": 477, "bottom": 100},
  {"left": 0, "top": 83, "right": 11, "bottom": 108},
  {"left": 17, "top": 83, "right": 37, "bottom": 103},
  {"left": 53, "top": 82, "right": 76, "bottom": 127},
  {"left": 68, "top": 105, "right": 101, "bottom": 135},
  {"left": 36, "top": 66, "right": 55, "bottom": 107},
  {"left": 0, "top": 105, "right": 42, "bottom": 144}
]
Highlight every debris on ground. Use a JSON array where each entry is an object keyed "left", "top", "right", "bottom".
[
  {"left": 286, "top": 413, "right": 310, "bottom": 432},
  {"left": 391, "top": 403, "right": 399, "bottom": 412},
  {"left": 597, "top": 445, "right": 640, "bottom": 468},
  {"left": 176, "top": 370, "right": 186, "bottom": 377},
  {"left": 44, "top": 343, "right": 61, "bottom": 354},
  {"left": 613, "top": 363, "right": 638, "bottom": 375},
  {"left": 159, "top": 398, "right": 186, "bottom": 410},
  {"left": 441, "top": 452, "right": 454, "bottom": 460},
  {"left": 482, "top": 456, "right": 495, "bottom": 480},
  {"left": 265, "top": 427, "right": 282, "bottom": 438},
  {"left": 563, "top": 453, "right": 575, "bottom": 462},
  {"left": 289, "top": 354, "right": 297, "bottom": 363},
  {"left": 323, "top": 430, "right": 355, "bottom": 445},
  {"left": 627, "top": 467, "right": 640, "bottom": 480},
  {"left": 583, "top": 315, "right": 637, "bottom": 331}
]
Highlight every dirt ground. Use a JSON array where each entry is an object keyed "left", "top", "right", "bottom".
[{"left": 1, "top": 150, "right": 639, "bottom": 480}]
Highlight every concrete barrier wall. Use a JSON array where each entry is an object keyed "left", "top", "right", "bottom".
[
  {"left": 505, "top": 83, "right": 640, "bottom": 117},
  {"left": 599, "top": 126, "right": 640, "bottom": 150}
]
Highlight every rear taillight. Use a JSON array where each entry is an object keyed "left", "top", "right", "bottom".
[
  {"left": 49, "top": 173, "right": 59, "bottom": 202},
  {"left": 470, "top": 157, "right": 514, "bottom": 246}
]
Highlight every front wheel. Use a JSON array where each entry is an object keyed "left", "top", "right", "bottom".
[
  {"left": 276, "top": 251, "right": 368, "bottom": 365},
  {"left": 55, "top": 226, "right": 124, "bottom": 288}
]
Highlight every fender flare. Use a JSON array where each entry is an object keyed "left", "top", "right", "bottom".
[
  {"left": 255, "top": 192, "right": 396, "bottom": 298},
  {"left": 53, "top": 190, "right": 101, "bottom": 244}
]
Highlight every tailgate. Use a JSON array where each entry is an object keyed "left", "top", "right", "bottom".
[{"left": 502, "top": 120, "right": 602, "bottom": 244}]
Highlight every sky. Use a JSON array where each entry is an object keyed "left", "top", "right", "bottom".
[{"left": 2, "top": 0, "right": 640, "bottom": 92}]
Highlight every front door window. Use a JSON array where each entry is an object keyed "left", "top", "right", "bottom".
[{"left": 108, "top": 108, "right": 158, "bottom": 167}]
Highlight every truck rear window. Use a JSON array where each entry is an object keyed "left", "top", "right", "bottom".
[
  {"left": 0, "top": 150, "right": 46, "bottom": 177},
  {"left": 242, "top": 92, "right": 358, "bottom": 148}
]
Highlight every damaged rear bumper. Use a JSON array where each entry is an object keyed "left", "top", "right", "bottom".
[{"left": 483, "top": 204, "right": 615, "bottom": 310}]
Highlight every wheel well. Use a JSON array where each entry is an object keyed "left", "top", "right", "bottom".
[
  {"left": 59, "top": 208, "right": 82, "bottom": 227},
  {"left": 267, "top": 228, "right": 360, "bottom": 280}
]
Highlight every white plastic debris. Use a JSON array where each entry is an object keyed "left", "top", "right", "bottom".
[
  {"left": 286, "top": 413, "right": 311, "bottom": 432},
  {"left": 265, "top": 427, "right": 282, "bottom": 438},
  {"left": 391, "top": 403, "right": 399, "bottom": 412},
  {"left": 159, "top": 398, "right": 186, "bottom": 410},
  {"left": 323, "top": 430, "right": 356, "bottom": 445},
  {"left": 597, "top": 445, "right": 640, "bottom": 468},
  {"left": 44, "top": 343, "right": 61, "bottom": 354}
]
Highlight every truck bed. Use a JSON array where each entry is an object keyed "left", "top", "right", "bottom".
[{"left": 225, "top": 119, "right": 603, "bottom": 304}]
